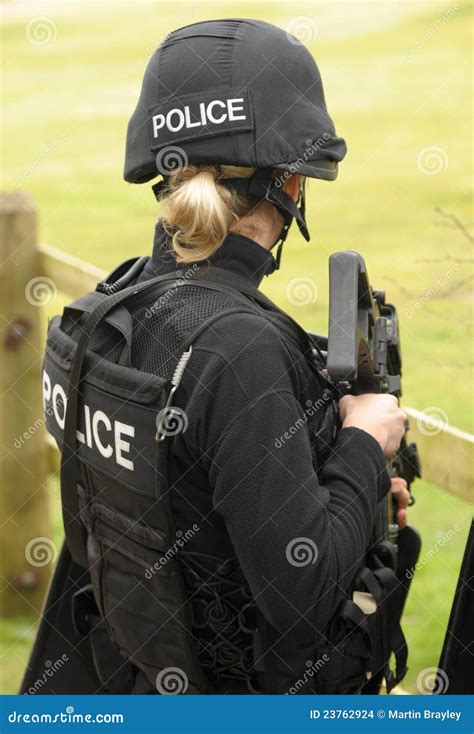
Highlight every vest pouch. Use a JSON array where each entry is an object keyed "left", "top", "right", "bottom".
[
  {"left": 86, "top": 498, "right": 205, "bottom": 692},
  {"left": 71, "top": 582, "right": 136, "bottom": 694},
  {"left": 88, "top": 496, "right": 209, "bottom": 694}
]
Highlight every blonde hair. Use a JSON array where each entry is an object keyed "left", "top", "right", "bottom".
[{"left": 161, "top": 165, "right": 264, "bottom": 264}]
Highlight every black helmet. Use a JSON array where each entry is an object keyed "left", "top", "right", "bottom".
[
  {"left": 124, "top": 19, "right": 346, "bottom": 261},
  {"left": 124, "top": 18, "right": 346, "bottom": 184}
]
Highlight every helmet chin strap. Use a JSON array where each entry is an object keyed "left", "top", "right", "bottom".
[
  {"left": 217, "top": 168, "right": 310, "bottom": 269},
  {"left": 151, "top": 167, "right": 310, "bottom": 270}
]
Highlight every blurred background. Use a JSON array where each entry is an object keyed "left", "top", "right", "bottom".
[{"left": 1, "top": 0, "right": 472, "bottom": 694}]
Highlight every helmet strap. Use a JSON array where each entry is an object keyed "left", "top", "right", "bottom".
[
  {"left": 151, "top": 178, "right": 169, "bottom": 201},
  {"left": 218, "top": 168, "right": 310, "bottom": 268}
]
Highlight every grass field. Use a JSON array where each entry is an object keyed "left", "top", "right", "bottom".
[{"left": 1, "top": 0, "right": 473, "bottom": 695}]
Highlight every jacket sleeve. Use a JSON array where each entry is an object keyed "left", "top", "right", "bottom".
[{"left": 180, "top": 313, "right": 391, "bottom": 637}]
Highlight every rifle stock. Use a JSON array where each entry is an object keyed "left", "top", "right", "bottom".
[{"left": 326, "top": 251, "right": 421, "bottom": 569}]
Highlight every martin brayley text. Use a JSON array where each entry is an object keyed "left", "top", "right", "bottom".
[{"left": 389, "top": 710, "right": 461, "bottom": 721}]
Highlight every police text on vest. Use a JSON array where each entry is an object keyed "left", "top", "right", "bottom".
[{"left": 43, "top": 370, "right": 135, "bottom": 471}]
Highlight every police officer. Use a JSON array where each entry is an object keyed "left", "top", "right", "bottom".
[{"left": 36, "top": 19, "right": 410, "bottom": 696}]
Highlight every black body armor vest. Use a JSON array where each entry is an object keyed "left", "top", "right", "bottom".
[{"left": 43, "top": 258, "right": 407, "bottom": 695}]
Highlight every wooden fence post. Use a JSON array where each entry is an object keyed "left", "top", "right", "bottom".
[{"left": 0, "top": 192, "right": 52, "bottom": 618}]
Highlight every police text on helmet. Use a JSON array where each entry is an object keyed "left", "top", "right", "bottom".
[{"left": 151, "top": 97, "right": 247, "bottom": 140}]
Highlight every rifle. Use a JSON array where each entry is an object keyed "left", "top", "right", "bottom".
[{"left": 324, "top": 250, "right": 422, "bottom": 611}]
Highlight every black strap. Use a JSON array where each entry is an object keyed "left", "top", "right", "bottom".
[
  {"left": 62, "top": 293, "right": 134, "bottom": 367},
  {"left": 218, "top": 168, "right": 310, "bottom": 242},
  {"left": 337, "top": 599, "right": 371, "bottom": 632},
  {"left": 357, "top": 567, "right": 384, "bottom": 605},
  {"left": 346, "top": 565, "right": 409, "bottom": 691},
  {"left": 373, "top": 567, "right": 409, "bottom": 689},
  {"left": 96, "top": 256, "right": 150, "bottom": 295}
]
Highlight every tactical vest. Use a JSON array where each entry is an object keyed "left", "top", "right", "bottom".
[{"left": 43, "top": 257, "right": 408, "bottom": 695}]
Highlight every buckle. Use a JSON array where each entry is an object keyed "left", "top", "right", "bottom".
[
  {"left": 71, "top": 584, "right": 100, "bottom": 636},
  {"left": 152, "top": 180, "right": 169, "bottom": 201}
]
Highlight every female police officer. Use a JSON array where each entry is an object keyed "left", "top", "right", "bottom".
[{"left": 33, "top": 19, "right": 410, "bottom": 696}]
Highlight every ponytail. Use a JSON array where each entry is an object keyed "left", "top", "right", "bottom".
[{"left": 162, "top": 165, "right": 258, "bottom": 263}]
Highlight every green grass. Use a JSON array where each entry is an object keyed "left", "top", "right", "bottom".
[{"left": 1, "top": 0, "right": 473, "bottom": 694}]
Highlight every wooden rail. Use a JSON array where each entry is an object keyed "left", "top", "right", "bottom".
[
  {"left": 1, "top": 192, "right": 472, "bottom": 619},
  {"left": 405, "top": 408, "right": 473, "bottom": 504},
  {"left": 38, "top": 241, "right": 105, "bottom": 300}
]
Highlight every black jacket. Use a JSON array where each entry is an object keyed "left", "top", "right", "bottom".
[{"left": 136, "top": 224, "right": 390, "bottom": 639}]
